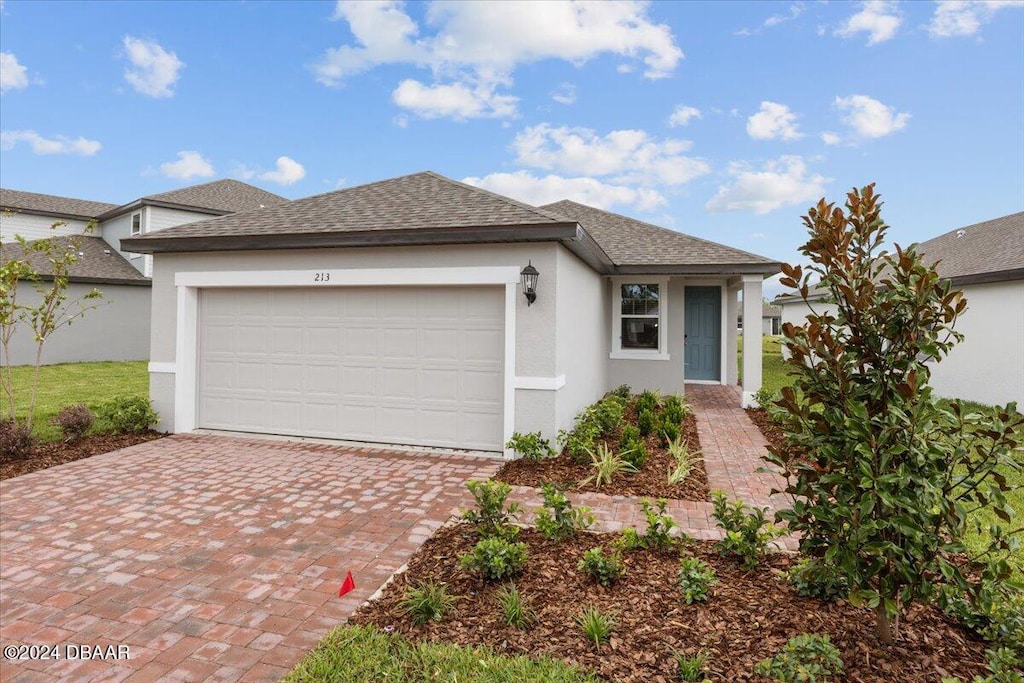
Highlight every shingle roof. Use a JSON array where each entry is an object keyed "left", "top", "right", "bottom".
[
  {"left": 917, "top": 211, "right": 1023, "bottom": 281},
  {"left": 130, "top": 172, "right": 570, "bottom": 239},
  {"left": 0, "top": 189, "right": 118, "bottom": 220},
  {"left": 138, "top": 179, "right": 288, "bottom": 215},
  {"left": 540, "top": 200, "right": 779, "bottom": 268},
  {"left": 0, "top": 236, "right": 150, "bottom": 285},
  {"left": 763, "top": 303, "right": 781, "bottom": 318}
]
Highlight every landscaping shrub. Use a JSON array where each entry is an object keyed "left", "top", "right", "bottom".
[
  {"left": 576, "top": 606, "right": 615, "bottom": 650},
  {"left": 635, "top": 390, "right": 660, "bottom": 414},
  {"left": 939, "top": 581, "right": 1024, "bottom": 657},
  {"left": 496, "top": 583, "right": 536, "bottom": 630},
  {"left": 619, "top": 424, "right": 640, "bottom": 448},
  {"left": 401, "top": 581, "right": 457, "bottom": 625},
  {"left": 593, "top": 397, "right": 625, "bottom": 436},
  {"left": 666, "top": 436, "right": 694, "bottom": 485},
  {"left": 620, "top": 435, "right": 648, "bottom": 469},
  {"left": 461, "top": 479, "right": 521, "bottom": 540},
  {"left": 534, "top": 483, "right": 594, "bottom": 541},
  {"left": 616, "top": 498, "right": 684, "bottom": 554},
  {"left": 677, "top": 556, "right": 718, "bottom": 604},
  {"left": 659, "top": 417, "right": 680, "bottom": 447},
  {"left": 662, "top": 394, "right": 689, "bottom": 425},
  {"left": 754, "top": 634, "right": 844, "bottom": 683},
  {"left": 459, "top": 537, "right": 528, "bottom": 581},
  {"left": 711, "top": 490, "right": 783, "bottom": 570},
  {"left": 54, "top": 403, "right": 93, "bottom": 442},
  {"left": 637, "top": 408, "right": 656, "bottom": 436},
  {"left": 98, "top": 395, "right": 158, "bottom": 434},
  {"left": 675, "top": 651, "right": 710, "bottom": 682},
  {"left": 0, "top": 417, "right": 34, "bottom": 458},
  {"left": 577, "top": 547, "right": 625, "bottom": 587},
  {"left": 787, "top": 558, "right": 849, "bottom": 602},
  {"left": 753, "top": 386, "right": 775, "bottom": 410},
  {"left": 505, "top": 431, "right": 556, "bottom": 461},
  {"left": 767, "top": 184, "right": 1024, "bottom": 641},
  {"left": 558, "top": 407, "right": 601, "bottom": 463},
  {"left": 580, "top": 443, "right": 636, "bottom": 488},
  {"left": 611, "top": 384, "right": 632, "bottom": 400}
]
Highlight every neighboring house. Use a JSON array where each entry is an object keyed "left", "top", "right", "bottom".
[
  {"left": 738, "top": 302, "right": 782, "bottom": 335},
  {"left": 121, "top": 171, "right": 780, "bottom": 457},
  {"left": 775, "top": 211, "right": 1024, "bottom": 408},
  {"left": 1, "top": 180, "right": 288, "bottom": 365}
]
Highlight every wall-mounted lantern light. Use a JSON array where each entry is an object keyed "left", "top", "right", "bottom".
[{"left": 520, "top": 261, "right": 539, "bottom": 306}]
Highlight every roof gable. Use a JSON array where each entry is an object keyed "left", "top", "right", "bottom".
[
  {"left": 140, "top": 179, "right": 288, "bottom": 214},
  {"left": 917, "top": 211, "right": 1023, "bottom": 281},
  {"left": 0, "top": 188, "right": 118, "bottom": 220}
]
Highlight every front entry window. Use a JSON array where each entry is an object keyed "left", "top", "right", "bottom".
[{"left": 620, "top": 284, "right": 660, "bottom": 350}]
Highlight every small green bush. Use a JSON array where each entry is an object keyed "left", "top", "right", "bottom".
[
  {"left": 581, "top": 443, "right": 636, "bottom": 488},
  {"left": 621, "top": 436, "right": 648, "bottom": 470},
  {"left": 578, "top": 547, "right": 625, "bottom": 587},
  {"left": 559, "top": 407, "right": 602, "bottom": 463},
  {"left": 576, "top": 606, "right": 615, "bottom": 650},
  {"left": 462, "top": 479, "right": 521, "bottom": 540},
  {"left": 401, "top": 581, "right": 457, "bottom": 625},
  {"left": 0, "top": 418, "right": 34, "bottom": 458},
  {"left": 677, "top": 557, "right": 718, "bottom": 604},
  {"left": 534, "top": 483, "right": 594, "bottom": 541},
  {"left": 711, "top": 490, "right": 783, "bottom": 570},
  {"left": 635, "top": 390, "right": 660, "bottom": 414},
  {"left": 98, "top": 395, "right": 158, "bottom": 434},
  {"left": 753, "top": 386, "right": 775, "bottom": 409},
  {"left": 619, "top": 424, "right": 640, "bottom": 449},
  {"left": 505, "top": 431, "right": 556, "bottom": 461},
  {"left": 637, "top": 408, "right": 656, "bottom": 436},
  {"left": 662, "top": 394, "right": 689, "bottom": 424},
  {"left": 54, "top": 403, "right": 94, "bottom": 442},
  {"left": 974, "top": 648, "right": 1023, "bottom": 683},
  {"left": 788, "top": 558, "right": 849, "bottom": 602},
  {"left": 616, "top": 499, "right": 685, "bottom": 554},
  {"left": 593, "top": 398, "right": 625, "bottom": 436},
  {"left": 459, "top": 537, "right": 528, "bottom": 581},
  {"left": 659, "top": 418, "right": 680, "bottom": 446},
  {"left": 496, "top": 583, "right": 536, "bottom": 630},
  {"left": 675, "top": 651, "right": 710, "bottom": 682},
  {"left": 754, "top": 634, "right": 844, "bottom": 683},
  {"left": 939, "top": 581, "right": 1023, "bottom": 657},
  {"left": 611, "top": 384, "right": 632, "bottom": 400}
]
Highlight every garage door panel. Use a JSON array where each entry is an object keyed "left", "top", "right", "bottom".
[{"left": 199, "top": 286, "right": 504, "bottom": 450}]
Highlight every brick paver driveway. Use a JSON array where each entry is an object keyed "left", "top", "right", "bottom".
[{"left": 0, "top": 434, "right": 499, "bottom": 682}]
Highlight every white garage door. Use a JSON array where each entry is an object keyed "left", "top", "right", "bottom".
[{"left": 197, "top": 286, "right": 505, "bottom": 451}]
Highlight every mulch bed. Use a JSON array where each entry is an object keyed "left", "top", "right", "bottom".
[
  {"left": 0, "top": 431, "right": 164, "bottom": 480},
  {"left": 746, "top": 408, "right": 787, "bottom": 454},
  {"left": 351, "top": 523, "right": 990, "bottom": 683},
  {"left": 495, "top": 412, "right": 709, "bottom": 501}
]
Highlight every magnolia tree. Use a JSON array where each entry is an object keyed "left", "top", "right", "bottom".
[
  {"left": 765, "top": 185, "right": 1023, "bottom": 643},
  {"left": 1, "top": 222, "right": 104, "bottom": 434}
]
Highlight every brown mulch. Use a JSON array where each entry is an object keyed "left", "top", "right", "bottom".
[
  {"left": 494, "top": 413, "right": 708, "bottom": 501},
  {"left": 352, "top": 524, "right": 990, "bottom": 683},
  {"left": 0, "top": 431, "right": 164, "bottom": 480},
  {"left": 746, "top": 408, "right": 787, "bottom": 454}
]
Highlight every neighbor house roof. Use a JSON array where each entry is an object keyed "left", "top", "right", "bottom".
[
  {"left": 120, "top": 171, "right": 781, "bottom": 276},
  {"left": 98, "top": 179, "right": 288, "bottom": 220},
  {"left": 0, "top": 188, "right": 118, "bottom": 221},
  {"left": 541, "top": 200, "right": 779, "bottom": 274},
  {"left": 763, "top": 303, "right": 782, "bottom": 318},
  {"left": 1, "top": 236, "right": 150, "bottom": 286}
]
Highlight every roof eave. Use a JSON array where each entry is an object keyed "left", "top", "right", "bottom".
[
  {"left": 17, "top": 274, "right": 151, "bottom": 286},
  {"left": 97, "top": 199, "right": 232, "bottom": 222},
  {"left": 948, "top": 268, "right": 1024, "bottom": 287},
  {"left": 612, "top": 262, "right": 782, "bottom": 276},
  {"left": 561, "top": 225, "right": 616, "bottom": 274},
  {"left": 120, "top": 223, "right": 583, "bottom": 254},
  {"left": 1, "top": 206, "right": 101, "bottom": 222}
]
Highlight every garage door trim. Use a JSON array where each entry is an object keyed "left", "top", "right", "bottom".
[{"left": 172, "top": 267, "right": 520, "bottom": 457}]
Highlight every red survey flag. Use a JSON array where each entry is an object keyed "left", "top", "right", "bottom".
[{"left": 338, "top": 571, "right": 355, "bottom": 597}]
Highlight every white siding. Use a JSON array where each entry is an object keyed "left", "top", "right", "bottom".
[
  {"left": 100, "top": 211, "right": 144, "bottom": 273},
  {"left": 1, "top": 213, "right": 91, "bottom": 243},
  {"left": 147, "top": 206, "right": 219, "bottom": 233}
]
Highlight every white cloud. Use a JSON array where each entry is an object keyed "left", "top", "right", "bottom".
[
  {"left": 463, "top": 171, "right": 666, "bottom": 212},
  {"left": 122, "top": 36, "right": 184, "bottom": 98},
  {"left": 928, "top": 1, "right": 1024, "bottom": 38},
  {"left": 736, "top": 3, "right": 805, "bottom": 35},
  {"left": 835, "top": 1, "right": 902, "bottom": 45},
  {"left": 511, "top": 123, "right": 710, "bottom": 186},
  {"left": 834, "top": 94, "right": 910, "bottom": 138},
  {"left": 668, "top": 105, "right": 701, "bottom": 127},
  {"left": 706, "top": 155, "right": 828, "bottom": 214},
  {"left": 0, "top": 130, "right": 101, "bottom": 156},
  {"left": 391, "top": 78, "right": 517, "bottom": 120},
  {"left": 259, "top": 156, "right": 306, "bottom": 185},
  {"left": 313, "top": 1, "right": 683, "bottom": 120},
  {"left": 160, "top": 151, "right": 215, "bottom": 180},
  {"left": 0, "top": 52, "right": 29, "bottom": 93},
  {"left": 746, "top": 101, "right": 803, "bottom": 141},
  {"left": 551, "top": 82, "right": 577, "bottom": 105},
  {"left": 821, "top": 131, "right": 842, "bottom": 145}
]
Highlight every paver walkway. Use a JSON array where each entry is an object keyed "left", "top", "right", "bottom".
[
  {"left": 0, "top": 435, "right": 499, "bottom": 682},
  {"left": 508, "top": 384, "right": 792, "bottom": 544}
]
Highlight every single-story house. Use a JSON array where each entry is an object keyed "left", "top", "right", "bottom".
[
  {"left": 775, "top": 211, "right": 1023, "bottom": 408},
  {"left": 121, "top": 171, "right": 780, "bottom": 457},
  {"left": 0, "top": 180, "right": 287, "bottom": 365},
  {"left": 738, "top": 302, "right": 782, "bottom": 335}
]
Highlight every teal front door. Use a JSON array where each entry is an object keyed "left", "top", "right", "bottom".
[{"left": 684, "top": 286, "right": 721, "bottom": 381}]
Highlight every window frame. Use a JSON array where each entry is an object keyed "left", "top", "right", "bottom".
[
  {"left": 610, "top": 277, "right": 670, "bottom": 360},
  {"left": 130, "top": 211, "right": 143, "bottom": 236}
]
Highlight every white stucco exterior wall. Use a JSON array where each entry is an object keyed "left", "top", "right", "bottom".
[
  {"left": 1, "top": 212, "right": 92, "bottom": 243},
  {"left": 100, "top": 211, "right": 145, "bottom": 273},
  {"left": 607, "top": 277, "right": 687, "bottom": 395}
]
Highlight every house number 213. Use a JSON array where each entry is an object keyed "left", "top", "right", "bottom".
[{"left": 313, "top": 272, "right": 330, "bottom": 282}]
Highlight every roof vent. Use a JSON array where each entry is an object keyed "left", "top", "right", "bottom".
[
  {"left": 103, "top": 249, "right": 111, "bottom": 255},
  {"left": 956, "top": 229, "right": 966, "bottom": 238}
]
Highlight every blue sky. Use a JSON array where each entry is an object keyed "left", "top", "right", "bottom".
[{"left": 1, "top": 1, "right": 1022, "bottom": 297}]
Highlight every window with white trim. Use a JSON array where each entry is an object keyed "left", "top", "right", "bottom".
[
  {"left": 611, "top": 278, "right": 669, "bottom": 359},
  {"left": 131, "top": 212, "right": 142, "bottom": 235}
]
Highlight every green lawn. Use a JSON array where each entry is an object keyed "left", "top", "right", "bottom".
[
  {"left": 282, "top": 625, "right": 600, "bottom": 683},
  {"left": 4, "top": 361, "right": 148, "bottom": 441}
]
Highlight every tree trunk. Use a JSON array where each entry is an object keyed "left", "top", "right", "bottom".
[{"left": 875, "top": 602, "right": 893, "bottom": 643}]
